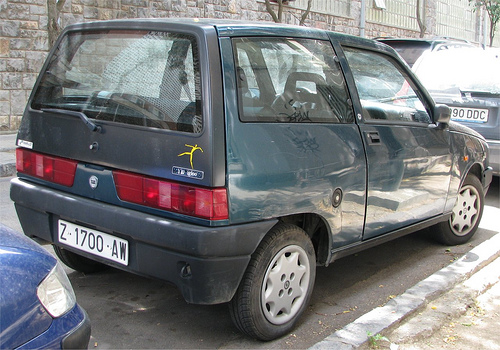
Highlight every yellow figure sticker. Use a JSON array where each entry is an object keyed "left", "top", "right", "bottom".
[{"left": 178, "top": 144, "right": 204, "bottom": 169}]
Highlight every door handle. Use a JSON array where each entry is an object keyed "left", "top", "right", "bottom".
[{"left": 366, "top": 131, "right": 381, "bottom": 144}]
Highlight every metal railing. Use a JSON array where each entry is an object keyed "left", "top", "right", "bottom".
[{"left": 291, "top": 0, "right": 351, "bottom": 17}]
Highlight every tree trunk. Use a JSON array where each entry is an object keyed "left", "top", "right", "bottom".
[
  {"left": 299, "top": 0, "right": 313, "bottom": 26},
  {"left": 416, "top": 0, "right": 427, "bottom": 38},
  {"left": 47, "top": 0, "right": 67, "bottom": 46}
]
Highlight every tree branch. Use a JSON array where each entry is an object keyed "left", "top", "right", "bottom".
[
  {"left": 299, "top": 0, "right": 313, "bottom": 26},
  {"left": 264, "top": 0, "right": 280, "bottom": 23},
  {"left": 416, "top": 0, "right": 427, "bottom": 38}
]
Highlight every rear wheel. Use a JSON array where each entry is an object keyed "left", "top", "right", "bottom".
[
  {"left": 229, "top": 223, "right": 316, "bottom": 341},
  {"left": 53, "top": 245, "right": 108, "bottom": 273},
  {"left": 435, "top": 175, "right": 484, "bottom": 245}
]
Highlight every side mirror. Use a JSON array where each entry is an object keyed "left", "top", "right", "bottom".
[{"left": 434, "top": 104, "right": 451, "bottom": 126}]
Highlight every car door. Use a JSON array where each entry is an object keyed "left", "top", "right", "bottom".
[{"left": 342, "top": 47, "right": 453, "bottom": 240}]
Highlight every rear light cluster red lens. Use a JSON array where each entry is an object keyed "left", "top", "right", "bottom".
[
  {"left": 113, "top": 171, "right": 229, "bottom": 221},
  {"left": 16, "top": 148, "right": 77, "bottom": 187}
]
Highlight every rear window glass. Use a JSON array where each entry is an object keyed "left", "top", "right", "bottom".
[
  {"left": 32, "top": 30, "right": 202, "bottom": 133},
  {"left": 233, "top": 37, "right": 354, "bottom": 124}
]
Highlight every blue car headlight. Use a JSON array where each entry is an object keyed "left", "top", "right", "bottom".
[{"left": 37, "top": 262, "right": 76, "bottom": 318}]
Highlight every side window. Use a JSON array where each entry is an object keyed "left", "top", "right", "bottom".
[
  {"left": 233, "top": 37, "right": 354, "bottom": 124},
  {"left": 343, "top": 47, "right": 431, "bottom": 124}
]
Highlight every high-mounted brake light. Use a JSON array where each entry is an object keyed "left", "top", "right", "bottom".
[
  {"left": 113, "top": 171, "right": 229, "bottom": 221},
  {"left": 16, "top": 148, "right": 77, "bottom": 187}
]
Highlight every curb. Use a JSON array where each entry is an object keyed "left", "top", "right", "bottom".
[
  {"left": 0, "top": 162, "right": 16, "bottom": 177},
  {"left": 309, "top": 232, "right": 500, "bottom": 350},
  {"left": 386, "top": 256, "right": 500, "bottom": 346},
  {"left": 0, "top": 133, "right": 17, "bottom": 177}
]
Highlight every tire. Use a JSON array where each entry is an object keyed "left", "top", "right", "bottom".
[
  {"left": 53, "top": 245, "right": 108, "bottom": 273},
  {"left": 229, "top": 223, "right": 316, "bottom": 341},
  {"left": 435, "top": 175, "right": 484, "bottom": 245}
]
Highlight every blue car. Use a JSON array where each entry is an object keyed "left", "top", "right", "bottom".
[{"left": 0, "top": 223, "right": 90, "bottom": 349}]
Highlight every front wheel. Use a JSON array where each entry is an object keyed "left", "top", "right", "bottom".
[
  {"left": 229, "top": 224, "right": 316, "bottom": 341},
  {"left": 435, "top": 175, "right": 484, "bottom": 245}
]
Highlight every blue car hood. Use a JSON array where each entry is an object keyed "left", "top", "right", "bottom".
[{"left": 0, "top": 225, "right": 55, "bottom": 349}]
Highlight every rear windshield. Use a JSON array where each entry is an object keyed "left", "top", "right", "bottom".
[{"left": 32, "top": 30, "right": 202, "bottom": 133}]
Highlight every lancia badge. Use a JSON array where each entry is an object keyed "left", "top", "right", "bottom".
[{"left": 89, "top": 175, "right": 99, "bottom": 190}]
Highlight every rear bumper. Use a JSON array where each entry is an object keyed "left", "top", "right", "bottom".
[{"left": 10, "top": 177, "right": 277, "bottom": 304}]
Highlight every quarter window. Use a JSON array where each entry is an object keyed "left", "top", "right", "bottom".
[{"left": 233, "top": 37, "right": 354, "bottom": 124}]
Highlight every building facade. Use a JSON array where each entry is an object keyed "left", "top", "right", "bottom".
[{"left": 0, "top": 0, "right": 498, "bottom": 130}]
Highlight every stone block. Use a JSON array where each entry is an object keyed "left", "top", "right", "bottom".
[
  {"left": 0, "top": 21, "right": 20, "bottom": 37},
  {"left": 39, "top": 15, "right": 48, "bottom": 29},
  {"left": 26, "top": 51, "right": 46, "bottom": 72},
  {"left": 6, "top": 58, "right": 25, "bottom": 72},
  {"left": 8, "top": 4, "right": 30, "bottom": 20},
  {"left": 20, "top": 21, "right": 39, "bottom": 30},
  {"left": 33, "top": 35, "right": 49, "bottom": 51},
  {"left": 22, "top": 73, "right": 37, "bottom": 90},
  {"left": 9, "top": 38, "right": 31, "bottom": 50},
  {"left": 30, "top": 4, "right": 46, "bottom": 15},
  {"left": 0, "top": 98, "right": 9, "bottom": 116},
  {"left": 2, "top": 72, "right": 23, "bottom": 89},
  {"left": 10, "top": 89, "right": 26, "bottom": 115},
  {"left": 0, "top": 90, "right": 8, "bottom": 101},
  {"left": 10, "top": 114, "right": 22, "bottom": 130},
  {"left": 84, "top": 6, "right": 98, "bottom": 19},
  {"left": 82, "top": 0, "right": 98, "bottom": 6},
  {"left": 0, "top": 39, "right": 9, "bottom": 57},
  {"left": 98, "top": 8, "right": 113, "bottom": 20},
  {"left": 6, "top": 58, "right": 26, "bottom": 72},
  {"left": 72, "top": 4, "right": 84, "bottom": 14}
]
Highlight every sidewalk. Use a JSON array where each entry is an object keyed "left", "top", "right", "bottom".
[
  {"left": 311, "top": 231, "right": 500, "bottom": 350},
  {"left": 0, "top": 132, "right": 16, "bottom": 177},
  {"left": 380, "top": 256, "right": 500, "bottom": 350}
]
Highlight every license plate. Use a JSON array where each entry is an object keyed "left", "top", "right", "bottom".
[
  {"left": 451, "top": 107, "right": 489, "bottom": 123},
  {"left": 58, "top": 220, "right": 128, "bottom": 266}
]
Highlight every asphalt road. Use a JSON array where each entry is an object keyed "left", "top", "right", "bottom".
[{"left": 1, "top": 176, "right": 499, "bottom": 349}]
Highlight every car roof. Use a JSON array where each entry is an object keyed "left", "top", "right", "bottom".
[{"left": 63, "top": 18, "right": 395, "bottom": 55}]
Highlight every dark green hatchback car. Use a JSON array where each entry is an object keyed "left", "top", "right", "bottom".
[{"left": 11, "top": 19, "right": 493, "bottom": 340}]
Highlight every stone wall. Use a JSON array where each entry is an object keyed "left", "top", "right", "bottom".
[{"left": 0, "top": 0, "right": 440, "bottom": 130}]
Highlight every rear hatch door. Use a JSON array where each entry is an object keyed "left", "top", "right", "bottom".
[{"left": 17, "top": 20, "right": 225, "bottom": 193}]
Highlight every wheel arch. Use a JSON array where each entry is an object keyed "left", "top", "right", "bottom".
[
  {"left": 277, "top": 213, "right": 331, "bottom": 266},
  {"left": 465, "top": 163, "right": 483, "bottom": 182}
]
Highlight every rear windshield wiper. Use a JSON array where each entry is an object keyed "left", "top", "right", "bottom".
[{"left": 42, "top": 108, "right": 101, "bottom": 133}]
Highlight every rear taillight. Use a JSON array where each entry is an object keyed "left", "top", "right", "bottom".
[
  {"left": 113, "top": 171, "right": 229, "bottom": 221},
  {"left": 16, "top": 148, "right": 77, "bottom": 187}
]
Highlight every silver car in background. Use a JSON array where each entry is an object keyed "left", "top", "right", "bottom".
[{"left": 413, "top": 47, "right": 500, "bottom": 175}]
